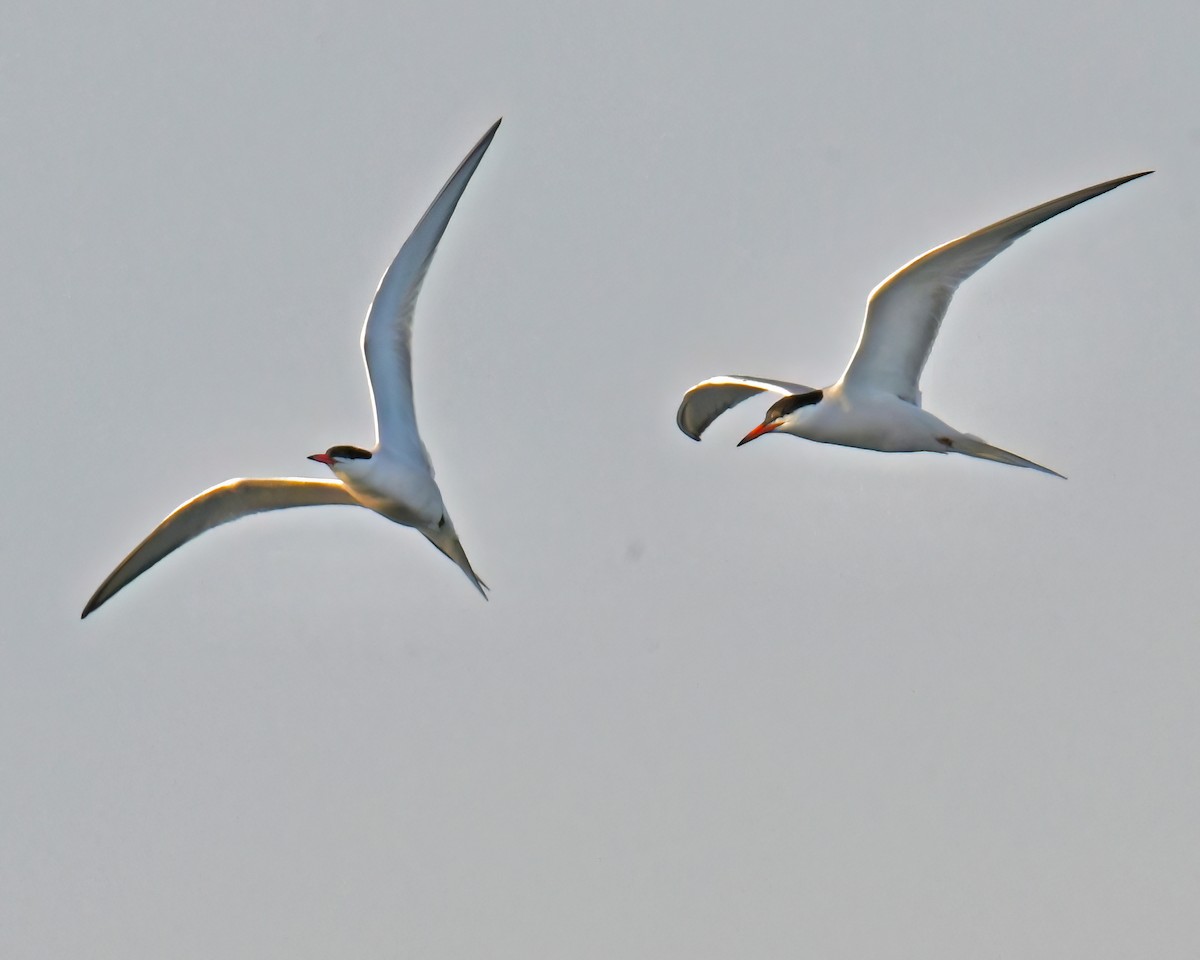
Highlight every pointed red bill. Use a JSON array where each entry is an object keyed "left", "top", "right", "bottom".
[
  {"left": 308, "top": 453, "right": 334, "bottom": 465},
  {"left": 737, "top": 420, "right": 781, "bottom": 446}
]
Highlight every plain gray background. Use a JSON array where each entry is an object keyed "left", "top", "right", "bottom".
[{"left": 4, "top": 0, "right": 1198, "bottom": 956}]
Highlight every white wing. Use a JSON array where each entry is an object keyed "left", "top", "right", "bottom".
[
  {"left": 362, "top": 119, "right": 501, "bottom": 458},
  {"left": 838, "top": 171, "right": 1151, "bottom": 405},
  {"left": 676, "top": 375, "right": 815, "bottom": 440},
  {"left": 82, "top": 478, "right": 360, "bottom": 617}
]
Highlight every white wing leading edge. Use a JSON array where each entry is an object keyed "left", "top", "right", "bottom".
[
  {"left": 676, "top": 375, "right": 816, "bottom": 440},
  {"left": 362, "top": 119, "right": 501, "bottom": 458},
  {"left": 837, "top": 171, "right": 1152, "bottom": 405},
  {"left": 82, "top": 479, "right": 360, "bottom": 617}
]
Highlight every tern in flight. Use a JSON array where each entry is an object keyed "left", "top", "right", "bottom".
[
  {"left": 676, "top": 172, "right": 1150, "bottom": 476},
  {"left": 82, "top": 120, "right": 500, "bottom": 618}
]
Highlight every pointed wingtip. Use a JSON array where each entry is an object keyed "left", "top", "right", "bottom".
[
  {"left": 80, "top": 594, "right": 100, "bottom": 619},
  {"left": 481, "top": 117, "right": 502, "bottom": 145},
  {"left": 1111, "top": 170, "right": 1153, "bottom": 189}
]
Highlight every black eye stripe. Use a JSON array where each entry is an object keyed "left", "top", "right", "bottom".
[
  {"left": 765, "top": 390, "right": 823, "bottom": 421},
  {"left": 327, "top": 445, "right": 372, "bottom": 460}
]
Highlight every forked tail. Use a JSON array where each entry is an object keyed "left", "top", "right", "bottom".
[
  {"left": 423, "top": 521, "right": 489, "bottom": 599},
  {"left": 946, "top": 434, "right": 1065, "bottom": 479}
]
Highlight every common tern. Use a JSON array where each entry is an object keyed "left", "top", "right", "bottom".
[
  {"left": 82, "top": 120, "right": 500, "bottom": 617},
  {"left": 676, "top": 172, "right": 1150, "bottom": 476}
]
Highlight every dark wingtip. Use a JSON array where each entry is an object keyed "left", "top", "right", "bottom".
[
  {"left": 675, "top": 408, "right": 704, "bottom": 442},
  {"left": 1115, "top": 170, "right": 1153, "bottom": 187}
]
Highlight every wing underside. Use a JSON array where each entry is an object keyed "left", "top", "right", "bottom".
[
  {"left": 838, "top": 171, "right": 1151, "bottom": 404},
  {"left": 82, "top": 478, "right": 360, "bottom": 617},
  {"left": 361, "top": 120, "right": 501, "bottom": 459},
  {"left": 676, "top": 375, "right": 815, "bottom": 440}
]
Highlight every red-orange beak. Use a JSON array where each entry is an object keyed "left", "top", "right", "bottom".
[
  {"left": 737, "top": 419, "right": 781, "bottom": 446},
  {"left": 308, "top": 453, "right": 334, "bottom": 466}
]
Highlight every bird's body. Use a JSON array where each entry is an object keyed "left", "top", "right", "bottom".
[
  {"left": 777, "top": 384, "right": 956, "bottom": 453},
  {"left": 83, "top": 120, "right": 500, "bottom": 617},
  {"left": 677, "top": 171, "right": 1151, "bottom": 476},
  {"left": 318, "top": 446, "right": 445, "bottom": 528}
]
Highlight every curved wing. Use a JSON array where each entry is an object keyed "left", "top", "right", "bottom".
[
  {"left": 676, "top": 375, "right": 815, "bottom": 440},
  {"left": 838, "top": 171, "right": 1151, "bottom": 405},
  {"left": 362, "top": 119, "right": 501, "bottom": 459},
  {"left": 82, "top": 478, "right": 360, "bottom": 617}
]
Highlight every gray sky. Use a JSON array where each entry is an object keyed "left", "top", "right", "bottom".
[{"left": 4, "top": 0, "right": 1199, "bottom": 956}]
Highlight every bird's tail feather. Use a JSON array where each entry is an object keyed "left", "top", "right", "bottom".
[
  {"left": 949, "top": 434, "right": 1065, "bottom": 479},
  {"left": 423, "top": 524, "right": 489, "bottom": 599}
]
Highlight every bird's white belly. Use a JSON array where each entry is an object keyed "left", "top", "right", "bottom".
[
  {"left": 337, "top": 459, "right": 445, "bottom": 529},
  {"left": 806, "top": 393, "right": 952, "bottom": 453}
]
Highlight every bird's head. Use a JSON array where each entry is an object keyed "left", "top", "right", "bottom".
[
  {"left": 308, "top": 445, "right": 373, "bottom": 479},
  {"left": 737, "top": 390, "right": 824, "bottom": 446}
]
